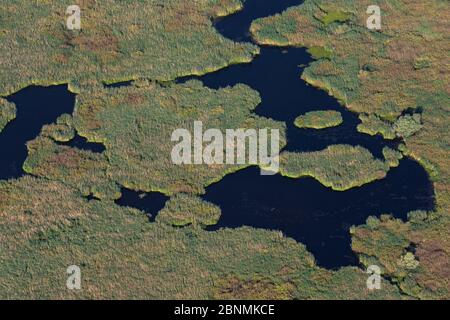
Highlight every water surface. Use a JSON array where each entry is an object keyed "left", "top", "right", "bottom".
[
  {"left": 204, "top": 161, "right": 434, "bottom": 268},
  {"left": 59, "top": 135, "right": 106, "bottom": 153},
  {"left": 1, "top": 85, "right": 75, "bottom": 179},
  {"left": 115, "top": 188, "right": 169, "bottom": 222}
]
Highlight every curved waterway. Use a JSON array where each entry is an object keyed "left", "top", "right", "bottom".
[
  {"left": 190, "top": 0, "right": 434, "bottom": 268},
  {"left": 115, "top": 0, "right": 435, "bottom": 269},
  {"left": 179, "top": 0, "right": 397, "bottom": 158}
]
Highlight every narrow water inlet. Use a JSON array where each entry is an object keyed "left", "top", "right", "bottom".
[
  {"left": 114, "top": 187, "right": 169, "bottom": 222},
  {"left": 58, "top": 135, "right": 106, "bottom": 153}
]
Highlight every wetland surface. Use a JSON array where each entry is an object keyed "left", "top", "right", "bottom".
[{"left": 0, "top": 0, "right": 435, "bottom": 269}]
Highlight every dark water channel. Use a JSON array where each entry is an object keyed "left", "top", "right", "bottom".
[{"left": 188, "top": 0, "right": 433, "bottom": 268}]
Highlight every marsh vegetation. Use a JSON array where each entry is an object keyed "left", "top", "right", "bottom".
[
  {"left": 294, "top": 110, "right": 343, "bottom": 129},
  {"left": 0, "top": 0, "right": 446, "bottom": 299},
  {"left": 251, "top": 0, "right": 449, "bottom": 298}
]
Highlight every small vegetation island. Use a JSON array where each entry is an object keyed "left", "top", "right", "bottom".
[
  {"left": 156, "top": 193, "right": 222, "bottom": 227},
  {"left": 294, "top": 110, "right": 343, "bottom": 129},
  {"left": 24, "top": 80, "right": 287, "bottom": 199},
  {"left": 0, "top": 0, "right": 448, "bottom": 300},
  {"left": 279, "top": 145, "right": 396, "bottom": 191},
  {"left": 0, "top": 98, "right": 16, "bottom": 133}
]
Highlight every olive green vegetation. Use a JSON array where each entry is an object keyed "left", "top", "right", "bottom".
[
  {"left": 157, "top": 194, "right": 221, "bottom": 227},
  {"left": 0, "top": 0, "right": 258, "bottom": 96},
  {"left": 24, "top": 135, "right": 119, "bottom": 200},
  {"left": 23, "top": 113, "right": 117, "bottom": 200},
  {"left": 71, "top": 80, "right": 285, "bottom": 195},
  {"left": 2, "top": 80, "right": 402, "bottom": 299},
  {"left": 319, "top": 10, "right": 351, "bottom": 26},
  {"left": 357, "top": 114, "right": 397, "bottom": 140},
  {"left": 0, "top": 177, "right": 404, "bottom": 299},
  {"left": 45, "top": 114, "right": 76, "bottom": 142},
  {"left": 394, "top": 114, "right": 423, "bottom": 139},
  {"left": 251, "top": 0, "right": 450, "bottom": 298},
  {"left": 280, "top": 145, "right": 394, "bottom": 191},
  {"left": 0, "top": 98, "right": 15, "bottom": 132},
  {"left": 0, "top": 0, "right": 448, "bottom": 300},
  {"left": 294, "top": 110, "right": 343, "bottom": 129},
  {"left": 25, "top": 81, "right": 388, "bottom": 198},
  {"left": 24, "top": 80, "right": 286, "bottom": 198},
  {"left": 358, "top": 113, "right": 423, "bottom": 140},
  {"left": 351, "top": 212, "right": 449, "bottom": 299},
  {"left": 306, "top": 46, "right": 333, "bottom": 60},
  {"left": 382, "top": 147, "right": 403, "bottom": 168}
]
